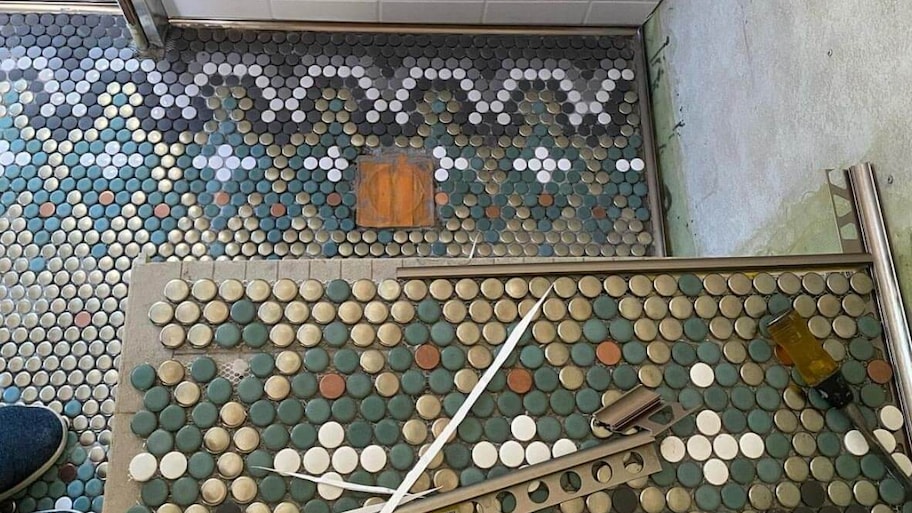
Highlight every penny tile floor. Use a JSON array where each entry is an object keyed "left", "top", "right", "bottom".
[
  {"left": 0, "top": 11, "right": 658, "bottom": 513},
  {"left": 112, "top": 264, "right": 912, "bottom": 513}
]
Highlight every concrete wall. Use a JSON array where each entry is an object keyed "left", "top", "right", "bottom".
[{"left": 647, "top": 0, "right": 912, "bottom": 298}]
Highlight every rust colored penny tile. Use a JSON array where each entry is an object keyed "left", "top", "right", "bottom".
[
  {"left": 485, "top": 206, "right": 501, "bottom": 218},
  {"left": 154, "top": 204, "right": 171, "bottom": 218},
  {"left": 319, "top": 373, "right": 346, "bottom": 399},
  {"left": 597, "top": 341, "right": 621, "bottom": 365},
  {"left": 539, "top": 193, "right": 554, "bottom": 207},
  {"left": 59, "top": 463, "right": 77, "bottom": 482},
  {"left": 592, "top": 206, "right": 606, "bottom": 219},
  {"left": 435, "top": 192, "right": 449, "bottom": 206},
  {"left": 270, "top": 203, "right": 287, "bottom": 216},
  {"left": 416, "top": 344, "right": 441, "bottom": 370},
  {"left": 39, "top": 202, "right": 55, "bottom": 217},
  {"left": 327, "top": 193, "right": 342, "bottom": 206},
  {"left": 868, "top": 359, "right": 893, "bottom": 384},
  {"left": 74, "top": 311, "right": 92, "bottom": 328},
  {"left": 507, "top": 368, "right": 533, "bottom": 394},
  {"left": 99, "top": 191, "right": 115, "bottom": 205},
  {"left": 214, "top": 192, "right": 229, "bottom": 206}
]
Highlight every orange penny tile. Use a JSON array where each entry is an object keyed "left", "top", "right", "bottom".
[
  {"left": 270, "top": 203, "right": 287, "bottom": 216},
  {"left": 154, "top": 204, "right": 170, "bottom": 218},
  {"left": 507, "top": 368, "right": 533, "bottom": 394},
  {"left": 596, "top": 341, "right": 621, "bottom": 365},
  {"left": 319, "top": 373, "right": 346, "bottom": 399},
  {"left": 867, "top": 359, "right": 893, "bottom": 384},
  {"left": 39, "top": 202, "right": 55, "bottom": 217},
  {"left": 74, "top": 311, "right": 92, "bottom": 328},
  {"left": 415, "top": 344, "right": 441, "bottom": 370}
]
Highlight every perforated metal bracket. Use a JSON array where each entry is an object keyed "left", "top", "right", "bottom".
[
  {"left": 592, "top": 384, "right": 695, "bottom": 436},
  {"left": 393, "top": 432, "right": 660, "bottom": 513},
  {"left": 826, "top": 168, "right": 865, "bottom": 254}
]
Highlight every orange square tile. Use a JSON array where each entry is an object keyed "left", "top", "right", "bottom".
[{"left": 356, "top": 154, "right": 435, "bottom": 228}]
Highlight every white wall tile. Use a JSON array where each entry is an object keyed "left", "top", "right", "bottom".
[
  {"left": 165, "top": 0, "right": 655, "bottom": 25},
  {"left": 270, "top": 0, "right": 379, "bottom": 21},
  {"left": 585, "top": 1, "right": 656, "bottom": 25},
  {"left": 164, "top": 0, "right": 273, "bottom": 19},
  {"left": 380, "top": 1, "right": 484, "bottom": 24},
  {"left": 484, "top": 1, "right": 588, "bottom": 25}
]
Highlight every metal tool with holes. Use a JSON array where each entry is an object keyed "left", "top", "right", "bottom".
[
  {"left": 390, "top": 432, "right": 660, "bottom": 513},
  {"left": 593, "top": 384, "right": 694, "bottom": 435}
]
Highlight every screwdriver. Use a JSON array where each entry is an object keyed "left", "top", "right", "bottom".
[{"left": 767, "top": 308, "right": 912, "bottom": 499}]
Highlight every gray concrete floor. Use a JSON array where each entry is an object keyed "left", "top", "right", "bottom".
[{"left": 646, "top": 0, "right": 912, "bottom": 303}]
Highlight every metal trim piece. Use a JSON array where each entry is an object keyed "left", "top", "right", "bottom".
[
  {"left": 593, "top": 385, "right": 692, "bottom": 436},
  {"left": 825, "top": 168, "right": 864, "bottom": 253},
  {"left": 397, "top": 253, "right": 873, "bottom": 279},
  {"left": 847, "top": 163, "right": 912, "bottom": 451},
  {"left": 116, "top": 0, "right": 169, "bottom": 50},
  {"left": 115, "top": 0, "right": 148, "bottom": 49},
  {"left": 393, "top": 432, "right": 657, "bottom": 513},
  {"left": 635, "top": 27, "right": 667, "bottom": 257},
  {"left": 129, "top": 0, "right": 169, "bottom": 48},
  {"left": 594, "top": 385, "right": 661, "bottom": 431},
  {"left": 0, "top": 1, "right": 121, "bottom": 14},
  {"left": 169, "top": 18, "right": 638, "bottom": 36}
]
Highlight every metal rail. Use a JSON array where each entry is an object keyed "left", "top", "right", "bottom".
[
  {"left": 635, "top": 27, "right": 667, "bottom": 257},
  {"left": 393, "top": 432, "right": 656, "bottom": 513},
  {"left": 397, "top": 253, "right": 873, "bottom": 279},
  {"left": 0, "top": 1, "right": 120, "bottom": 14},
  {"left": 169, "top": 19, "right": 637, "bottom": 36},
  {"left": 847, "top": 163, "right": 912, "bottom": 449}
]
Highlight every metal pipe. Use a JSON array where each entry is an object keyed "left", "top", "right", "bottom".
[
  {"left": 635, "top": 27, "right": 667, "bottom": 257},
  {"left": 116, "top": 0, "right": 149, "bottom": 50},
  {"left": 847, "top": 163, "right": 912, "bottom": 443},
  {"left": 397, "top": 253, "right": 872, "bottom": 279}
]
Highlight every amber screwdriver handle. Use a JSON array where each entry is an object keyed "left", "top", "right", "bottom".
[{"left": 768, "top": 308, "right": 912, "bottom": 499}]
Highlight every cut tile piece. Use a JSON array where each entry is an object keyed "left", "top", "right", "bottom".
[{"left": 357, "top": 153, "right": 435, "bottom": 228}]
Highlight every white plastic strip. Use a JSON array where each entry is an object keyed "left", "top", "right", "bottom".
[
  {"left": 468, "top": 232, "right": 481, "bottom": 259},
  {"left": 256, "top": 467, "right": 420, "bottom": 495},
  {"left": 379, "top": 284, "right": 554, "bottom": 513},
  {"left": 344, "top": 489, "right": 438, "bottom": 513}
]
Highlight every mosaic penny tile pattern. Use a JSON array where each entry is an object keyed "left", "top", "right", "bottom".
[
  {"left": 0, "top": 11, "right": 656, "bottom": 512},
  {"left": 115, "top": 268, "right": 912, "bottom": 513}
]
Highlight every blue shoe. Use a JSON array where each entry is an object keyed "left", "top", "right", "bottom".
[{"left": 0, "top": 405, "right": 68, "bottom": 502}]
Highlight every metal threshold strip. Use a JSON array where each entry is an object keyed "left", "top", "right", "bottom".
[
  {"left": 168, "top": 19, "right": 637, "bottom": 37},
  {"left": 397, "top": 253, "right": 873, "bottom": 279},
  {"left": 0, "top": 1, "right": 120, "bottom": 14}
]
